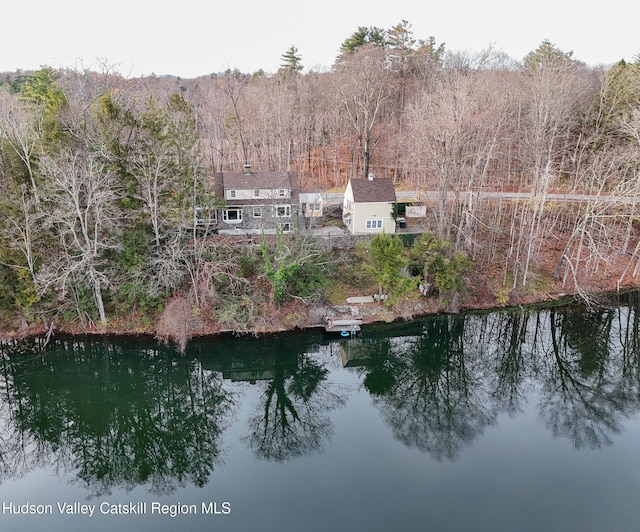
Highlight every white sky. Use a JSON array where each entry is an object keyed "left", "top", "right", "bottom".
[{"left": 2, "top": 0, "right": 638, "bottom": 78}]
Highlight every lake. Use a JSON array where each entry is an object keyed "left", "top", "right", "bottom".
[{"left": 1, "top": 293, "right": 640, "bottom": 531}]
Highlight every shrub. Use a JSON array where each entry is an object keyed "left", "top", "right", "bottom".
[{"left": 156, "top": 296, "right": 192, "bottom": 353}]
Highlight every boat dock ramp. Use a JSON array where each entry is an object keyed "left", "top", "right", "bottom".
[{"left": 323, "top": 316, "right": 362, "bottom": 336}]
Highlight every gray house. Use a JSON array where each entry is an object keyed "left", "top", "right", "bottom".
[{"left": 212, "top": 165, "right": 299, "bottom": 234}]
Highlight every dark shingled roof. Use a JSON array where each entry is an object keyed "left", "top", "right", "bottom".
[
  {"left": 220, "top": 171, "right": 295, "bottom": 190},
  {"left": 349, "top": 178, "right": 396, "bottom": 203},
  {"left": 213, "top": 170, "right": 299, "bottom": 202}
]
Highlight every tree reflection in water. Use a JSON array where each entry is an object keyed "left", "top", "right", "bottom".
[
  {"left": 538, "top": 306, "right": 640, "bottom": 449},
  {"left": 0, "top": 337, "right": 234, "bottom": 496},
  {"left": 351, "top": 314, "right": 498, "bottom": 462},
  {"left": 193, "top": 332, "right": 349, "bottom": 463},
  {"left": 241, "top": 345, "right": 348, "bottom": 462},
  {"left": 348, "top": 294, "right": 640, "bottom": 458},
  {"left": 2, "top": 294, "right": 640, "bottom": 491}
]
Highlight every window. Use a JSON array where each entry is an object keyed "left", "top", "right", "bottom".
[
  {"left": 254, "top": 189, "right": 260, "bottom": 198},
  {"left": 309, "top": 203, "right": 320, "bottom": 212},
  {"left": 366, "top": 219, "right": 383, "bottom": 229},
  {"left": 194, "top": 207, "right": 217, "bottom": 224},
  {"left": 229, "top": 190, "right": 236, "bottom": 199},
  {"left": 222, "top": 209, "right": 243, "bottom": 223},
  {"left": 253, "top": 207, "right": 262, "bottom": 218},
  {"left": 279, "top": 189, "right": 286, "bottom": 198},
  {"left": 275, "top": 205, "right": 291, "bottom": 217},
  {"left": 278, "top": 222, "right": 292, "bottom": 233}
]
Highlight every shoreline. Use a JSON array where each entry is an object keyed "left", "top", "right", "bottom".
[{"left": 2, "top": 284, "right": 637, "bottom": 346}]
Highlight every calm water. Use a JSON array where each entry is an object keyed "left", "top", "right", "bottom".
[{"left": 2, "top": 295, "right": 640, "bottom": 531}]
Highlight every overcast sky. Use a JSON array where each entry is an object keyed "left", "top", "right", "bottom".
[{"left": 2, "top": 0, "right": 638, "bottom": 77}]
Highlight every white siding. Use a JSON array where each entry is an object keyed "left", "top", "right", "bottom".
[
  {"left": 350, "top": 202, "right": 395, "bottom": 234},
  {"left": 226, "top": 188, "right": 290, "bottom": 200}
]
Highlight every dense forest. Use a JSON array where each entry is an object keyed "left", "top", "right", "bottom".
[{"left": 1, "top": 21, "right": 640, "bottom": 344}]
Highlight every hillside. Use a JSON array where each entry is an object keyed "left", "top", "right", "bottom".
[{"left": 1, "top": 43, "right": 640, "bottom": 343}]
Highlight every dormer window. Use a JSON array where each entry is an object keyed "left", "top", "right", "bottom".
[
  {"left": 254, "top": 189, "right": 260, "bottom": 197},
  {"left": 279, "top": 189, "right": 286, "bottom": 197},
  {"left": 229, "top": 190, "right": 236, "bottom": 199}
]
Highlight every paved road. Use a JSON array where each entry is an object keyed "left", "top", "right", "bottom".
[
  {"left": 324, "top": 190, "right": 638, "bottom": 205},
  {"left": 324, "top": 191, "right": 419, "bottom": 203},
  {"left": 421, "top": 190, "right": 639, "bottom": 204}
]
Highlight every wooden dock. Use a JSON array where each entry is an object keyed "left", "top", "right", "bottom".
[{"left": 324, "top": 317, "right": 363, "bottom": 335}]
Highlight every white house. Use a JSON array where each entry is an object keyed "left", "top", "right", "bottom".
[{"left": 342, "top": 177, "right": 397, "bottom": 234}]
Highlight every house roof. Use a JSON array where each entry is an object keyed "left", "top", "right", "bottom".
[
  {"left": 213, "top": 170, "right": 299, "bottom": 203},
  {"left": 215, "top": 170, "right": 296, "bottom": 190},
  {"left": 349, "top": 178, "right": 396, "bottom": 203}
]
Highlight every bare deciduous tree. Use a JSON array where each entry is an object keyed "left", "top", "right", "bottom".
[
  {"left": 405, "top": 71, "right": 513, "bottom": 248},
  {"left": 38, "top": 149, "right": 120, "bottom": 326},
  {"left": 0, "top": 89, "right": 44, "bottom": 199},
  {"left": 510, "top": 51, "right": 595, "bottom": 287},
  {"left": 335, "top": 44, "right": 395, "bottom": 179}
]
